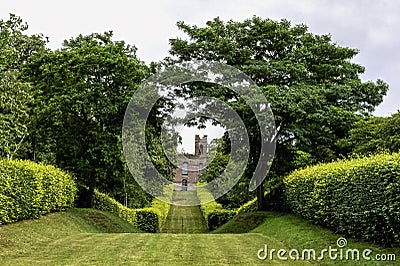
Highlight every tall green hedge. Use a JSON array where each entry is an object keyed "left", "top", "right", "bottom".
[
  {"left": 284, "top": 152, "right": 400, "bottom": 245},
  {"left": 93, "top": 185, "right": 173, "bottom": 232},
  {"left": 0, "top": 159, "right": 77, "bottom": 224},
  {"left": 196, "top": 185, "right": 236, "bottom": 231}
]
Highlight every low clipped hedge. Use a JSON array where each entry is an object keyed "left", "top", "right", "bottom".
[
  {"left": 0, "top": 159, "right": 77, "bottom": 224},
  {"left": 196, "top": 185, "right": 236, "bottom": 231},
  {"left": 284, "top": 152, "right": 400, "bottom": 246},
  {"left": 237, "top": 197, "right": 258, "bottom": 214},
  {"left": 93, "top": 185, "right": 173, "bottom": 233}
]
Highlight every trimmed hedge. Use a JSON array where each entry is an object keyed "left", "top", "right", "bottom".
[
  {"left": 237, "top": 197, "right": 258, "bottom": 214},
  {"left": 93, "top": 185, "right": 173, "bottom": 233},
  {"left": 284, "top": 152, "right": 400, "bottom": 246},
  {"left": 196, "top": 186, "right": 236, "bottom": 231},
  {"left": 0, "top": 159, "right": 77, "bottom": 224}
]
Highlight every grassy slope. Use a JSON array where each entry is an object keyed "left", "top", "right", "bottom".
[
  {"left": 1, "top": 209, "right": 399, "bottom": 265},
  {"left": 212, "top": 212, "right": 269, "bottom": 234},
  {"left": 252, "top": 212, "right": 399, "bottom": 265},
  {"left": 0, "top": 208, "right": 142, "bottom": 264}
]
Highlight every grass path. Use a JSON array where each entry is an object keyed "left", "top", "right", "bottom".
[{"left": 162, "top": 190, "right": 208, "bottom": 233}]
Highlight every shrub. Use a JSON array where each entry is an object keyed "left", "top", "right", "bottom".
[
  {"left": 284, "top": 152, "right": 400, "bottom": 246},
  {"left": 134, "top": 209, "right": 159, "bottom": 233},
  {"left": 93, "top": 185, "right": 173, "bottom": 232},
  {"left": 197, "top": 186, "right": 237, "bottom": 230},
  {"left": 150, "top": 186, "right": 173, "bottom": 229},
  {"left": 237, "top": 179, "right": 285, "bottom": 214},
  {"left": 207, "top": 209, "right": 236, "bottom": 231},
  {"left": 0, "top": 159, "right": 77, "bottom": 224}
]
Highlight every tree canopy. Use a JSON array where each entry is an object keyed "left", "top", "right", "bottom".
[
  {"left": 23, "top": 31, "right": 151, "bottom": 207},
  {"left": 338, "top": 112, "right": 400, "bottom": 156},
  {"left": 0, "top": 14, "right": 45, "bottom": 160},
  {"left": 168, "top": 16, "right": 388, "bottom": 209}
]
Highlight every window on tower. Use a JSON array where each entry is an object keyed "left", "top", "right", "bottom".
[{"left": 182, "top": 162, "right": 188, "bottom": 175}]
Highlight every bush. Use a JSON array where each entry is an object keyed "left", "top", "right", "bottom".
[
  {"left": 284, "top": 152, "right": 400, "bottom": 246},
  {"left": 207, "top": 209, "right": 236, "bottom": 231},
  {"left": 150, "top": 186, "right": 173, "bottom": 229},
  {"left": 237, "top": 179, "right": 285, "bottom": 214},
  {"left": 197, "top": 185, "right": 236, "bottom": 230},
  {"left": 134, "top": 209, "right": 159, "bottom": 233},
  {"left": 93, "top": 185, "right": 173, "bottom": 232},
  {"left": 0, "top": 159, "right": 77, "bottom": 224}
]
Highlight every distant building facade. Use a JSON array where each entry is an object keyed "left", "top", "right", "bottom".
[{"left": 174, "top": 135, "right": 207, "bottom": 189}]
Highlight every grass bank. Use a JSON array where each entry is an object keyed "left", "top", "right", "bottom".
[{"left": 0, "top": 209, "right": 398, "bottom": 265}]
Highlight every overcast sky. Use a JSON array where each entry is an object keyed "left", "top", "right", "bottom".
[{"left": 2, "top": 0, "right": 399, "bottom": 151}]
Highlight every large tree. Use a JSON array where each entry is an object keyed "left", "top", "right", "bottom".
[
  {"left": 23, "top": 31, "right": 151, "bottom": 207},
  {"left": 168, "top": 17, "right": 388, "bottom": 210},
  {"left": 0, "top": 14, "right": 45, "bottom": 159}
]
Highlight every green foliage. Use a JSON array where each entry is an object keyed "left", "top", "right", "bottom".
[
  {"left": 23, "top": 31, "right": 150, "bottom": 206},
  {"left": 150, "top": 185, "right": 174, "bottom": 228},
  {"left": 199, "top": 137, "right": 256, "bottom": 209},
  {"left": 236, "top": 197, "right": 258, "bottom": 214},
  {"left": 0, "top": 69, "right": 31, "bottom": 160},
  {"left": 93, "top": 185, "right": 173, "bottom": 232},
  {"left": 284, "top": 152, "right": 400, "bottom": 245},
  {"left": 196, "top": 185, "right": 236, "bottom": 231},
  {"left": 169, "top": 16, "right": 389, "bottom": 159},
  {"left": 206, "top": 209, "right": 236, "bottom": 231},
  {"left": 133, "top": 209, "right": 159, "bottom": 233},
  {"left": 292, "top": 150, "right": 318, "bottom": 169},
  {"left": 337, "top": 112, "right": 400, "bottom": 156},
  {"left": 0, "top": 159, "right": 77, "bottom": 224},
  {"left": 145, "top": 124, "right": 177, "bottom": 183},
  {"left": 199, "top": 151, "right": 229, "bottom": 183},
  {"left": 0, "top": 14, "right": 46, "bottom": 160},
  {"left": 237, "top": 178, "right": 285, "bottom": 214},
  {"left": 168, "top": 16, "right": 389, "bottom": 210},
  {"left": 218, "top": 180, "right": 256, "bottom": 209},
  {"left": 199, "top": 145, "right": 251, "bottom": 209}
]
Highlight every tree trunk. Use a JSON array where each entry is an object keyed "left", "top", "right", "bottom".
[
  {"left": 84, "top": 171, "right": 96, "bottom": 208},
  {"left": 256, "top": 180, "right": 267, "bottom": 211},
  {"left": 86, "top": 184, "right": 95, "bottom": 208}
]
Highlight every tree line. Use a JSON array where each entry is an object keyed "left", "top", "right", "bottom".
[{"left": 0, "top": 14, "right": 392, "bottom": 210}]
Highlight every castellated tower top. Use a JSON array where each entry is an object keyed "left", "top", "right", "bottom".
[{"left": 194, "top": 135, "right": 207, "bottom": 157}]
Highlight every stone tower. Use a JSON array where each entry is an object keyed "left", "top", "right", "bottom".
[{"left": 174, "top": 135, "right": 208, "bottom": 190}]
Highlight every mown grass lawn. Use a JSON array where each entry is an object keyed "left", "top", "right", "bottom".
[
  {"left": 161, "top": 204, "right": 208, "bottom": 234},
  {"left": 0, "top": 209, "right": 399, "bottom": 265}
]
